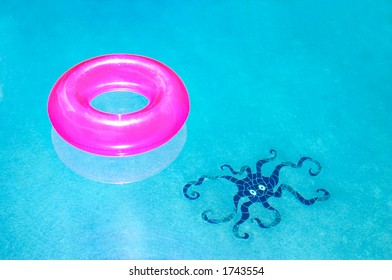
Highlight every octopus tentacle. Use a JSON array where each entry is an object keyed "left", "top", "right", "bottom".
[
  {"left": 270, "top": 161, "right": 297, "bottom": 181},
  {"left": 219, "top": 175, "right": 242, "bottom": 184},
  {"left": 221, "top": 164, "right": 252, "bottom": 177},
  {"left": 297, "top": 157, "right": 322, "bottom": 176},
  {"left": 202, "top": 209, "right": 236, "bottom": 224},
  {"left": 273, "top": 184, "right": 283, "bottom": 198},
  {"left": 270, "top": 156, "right": 322, "bottom": 181},
  {"left": 253, "top": 200, "right": 281, "bottom": 228},
  {"left": 201, "top": 193, "right": 242, "bottom": 224},
  {"left": 233, "top": 201, "right": 253, "bottom": 239},
  {"left": 232, "top": 193, "right": 242, "bottom": 211},
  {"left": 314, "top": 188, "right": 330, "bottom": 201},
  {"left": 256, "top": 149, "right": 277, "bottom": 176},
  {"left": 183, "top": 175, "right": 216, "bottom": 199},
  {"left": 281, "top": 184, "right": 330, "bottom": 205},
  {"left": 183, "top": 174, "right": 240, "bottom": 200}
]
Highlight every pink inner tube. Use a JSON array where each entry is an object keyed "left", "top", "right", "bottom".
[{"left": 48, "top": 54, "right": 190, "bottom": 156}]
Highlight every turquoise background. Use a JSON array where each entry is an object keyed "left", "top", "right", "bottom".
[{"left": 0, "top": 0, "right": 391, "bottom": 259}]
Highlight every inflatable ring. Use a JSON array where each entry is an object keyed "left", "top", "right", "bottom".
[{"left": 48, "top": 54, "right": 190, "bottom": 156}]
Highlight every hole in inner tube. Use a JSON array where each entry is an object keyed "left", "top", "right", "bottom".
[{"left": 90, "top": 91, "right": 149, "bottom": 114}]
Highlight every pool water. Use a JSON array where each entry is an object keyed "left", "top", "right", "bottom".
[{"left": 0, "top": 0, "right": 391, "bottom": 259}]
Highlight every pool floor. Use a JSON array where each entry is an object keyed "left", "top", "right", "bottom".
[{"left": 0, "top": 0, "right": 391, "bottom": 259}]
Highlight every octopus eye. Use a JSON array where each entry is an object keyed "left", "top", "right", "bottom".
[
  {"left": 258, "top": 185, "right": 266, "bottom": 191},
  {"left": 249, "top": 190, "right": 257, "bottom": 196}
]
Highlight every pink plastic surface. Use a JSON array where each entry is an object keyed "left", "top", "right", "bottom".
[{"left": 48, "top": 54, "right": 190, "bottom": 156}]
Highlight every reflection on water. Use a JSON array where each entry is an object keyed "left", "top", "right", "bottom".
[{"left": 51, "top": 126, "right": 187, "bottom": 184}]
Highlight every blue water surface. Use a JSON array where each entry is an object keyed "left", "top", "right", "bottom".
[{"left": 0, "top": 0, "right": 391, "bottom": 259}]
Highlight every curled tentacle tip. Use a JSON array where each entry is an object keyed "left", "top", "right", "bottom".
[
  {"left": 309, "top": 168, "right": 321, "bottom": 176},
  {"left": 233, "top": 232, "right": 250, "bottom": 239},
  {"left": 269, "top": 149, "right": 277, "bottom": 155},
  {"left": 220, "top": 164, "right": 232, "bottom": 171},
  {"left": 202, "top": 210, "right": 224, "bottom": 224},
  {"left": 201, "top": 212, "right": 210, "bottom": 220},
  {"left": 316, "top": 188, "right": 329, "bottom": 194},
  {"left": 238, "top": 233, "right": 250, "bottom": 239},
  {"left": 185, "top": 191, "right": 200, "bottom": 200},
  {"left": 233, "top": 226, "right": 250, "bottom": 239},
  {"left": 316, "top": 188, "right": 330, "bottom": 200}
]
